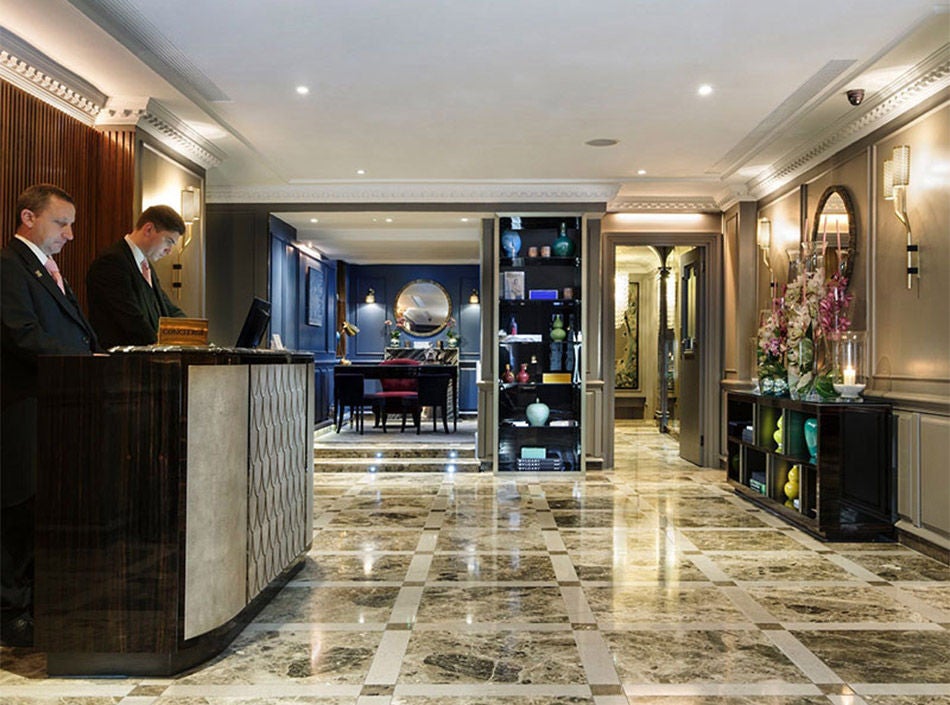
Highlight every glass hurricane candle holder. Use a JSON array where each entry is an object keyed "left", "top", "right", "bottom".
[{"left": 832, "top": 331, "right": 867, "bottom": 401}]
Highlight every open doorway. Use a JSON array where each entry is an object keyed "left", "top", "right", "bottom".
[{"left": 603, "top": 231, "right": 721, "bottom": 469}]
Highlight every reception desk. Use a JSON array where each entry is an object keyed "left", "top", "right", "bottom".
[{"left": 34, "top": 348, "right": 314, "bottom": 676}]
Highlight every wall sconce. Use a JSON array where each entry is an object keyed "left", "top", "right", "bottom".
[
  {"left": 884, "top": 145, "right": 917, "bottom": 289},
  {"left": 365, "top": 288, "right": 376, "bottom": 304},
  {"left": 468, "top": 289, "right": 480, "bottom": 304},
  {"left": 180, "top": 187, "right": 200, "bottom": 224},
  {"left": 757, "top": 217, "right": 774, "bottom": 294},
  {"left": 340, "top": 321, "right": 360, "bottom": 337}
]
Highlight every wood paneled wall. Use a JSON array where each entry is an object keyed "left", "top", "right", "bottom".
[{"left": 1, "top": 81, "right": 135, "bottom": 309}]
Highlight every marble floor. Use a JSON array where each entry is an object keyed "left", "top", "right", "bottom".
[{"left": 3, "top": 423, "right": 949, "bottom": 704}]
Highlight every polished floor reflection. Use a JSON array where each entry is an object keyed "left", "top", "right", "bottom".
[{"left": 2, "top": 423, "right": 949, "bottom": 703}]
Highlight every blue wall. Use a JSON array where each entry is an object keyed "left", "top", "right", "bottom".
[
  {"left": 347, "top": 264, "right": 481, "bottom": 410},
  {"left": 269, "top": 216, "right": 338, "bottom": 422}
]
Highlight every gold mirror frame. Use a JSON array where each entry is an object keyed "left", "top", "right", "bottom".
[
  {"left": 394, "top": 279, "right": 452, "bottom": 337},
  {"left": 811, "top": 185, "right": 857, "bottom": 283}
]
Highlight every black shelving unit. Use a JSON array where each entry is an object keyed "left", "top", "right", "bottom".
[
  {"left": 726, "top": 391, "right": 894, "bottom": 540},
  {"left": 496, "top": 216, "right": 584, "bottom": 472}
]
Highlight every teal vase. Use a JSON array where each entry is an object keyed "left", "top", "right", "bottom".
[
  {"left": 551, "top": 222, "right": 575, "bottom": 257},
  {"left": 803, "top": 418, "right": 818, "bottom": 459},
  {"left": 526, "top": 398, "right": 550, "bottom": 427}
]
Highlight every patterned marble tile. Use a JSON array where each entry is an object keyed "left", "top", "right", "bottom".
[
  {"left": 254, "top": 585, "right": 400, "bottom": 623},
  {"left": 435, "top": 526, "right": 549, "bottom": 552},
  {"left": 175, "top": 629, "right": 382, "bottom": 684},
  {"left": 711, "top": 552, "right": 860, "bottom": 582},
  {"left": 585, "top": 585, "right": 750, "bottom": 623},
  {"left": 559, "top": 528, "right": 668, "bottom": 553},
  {"left": 392, "top": 697, "right": 593, "bottom": 705},
  {"left": 791, "top": 629, "right": 950, "bottom": 682},
  {"left": 571, "top": 550, "right": 708, "bottom": 583},
  {"left": 745, "top": 585, "right": 929, "bottom": 623},
  {"left": 398, "top": 630, "right": 586, "bottom": 684},
  {"left": 325, "top": 509, "right": 431, "bottom": 528},
  {"left": 414, "top": 585, "right": 570, "bottom": 623},
  {"left": 840, "top": 553, "right": 950, "bottom": 581},
  {"left": 294, "top": 554, "right": 413, "bottom": 582},
  {"left": 623, "top": 699, "right": 829, "bottom": 705},
  {"left": 602, "top": 629, "right": 808, "bottom": 683},
  {"left": 680, "top": 529, "right": 808, "bottom": 552},
  {"left": 311, "top": 528, "right": 423, "bottom": 552},
  {"left": 427, "top": 553, "right": 557, "bottom": 583},
  {"left": 895, "top": 584, "right": 950, "bottom": 613}
]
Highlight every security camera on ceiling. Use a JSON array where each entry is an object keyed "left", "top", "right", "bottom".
[{"left": 846, "top": 89, "right": 865, "bottom": 106}]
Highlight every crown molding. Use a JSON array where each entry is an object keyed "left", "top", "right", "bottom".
[
  {"left": 207, "top": 180, "right": 621, "bottom": 204},
  {"left": 0, "top": 28, "right": 105, "bottom": 125},
  {"left": 747, "top": 47, "right": 950, "bottom": 200},
  {"left": 606, "top": 197, "right": 721, "bottom": 213}
]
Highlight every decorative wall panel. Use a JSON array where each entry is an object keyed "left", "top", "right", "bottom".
[{"left": 247, "top": 363, "right": 312, "bottom": 596}]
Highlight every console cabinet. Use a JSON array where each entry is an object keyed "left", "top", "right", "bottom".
[
  {"left": 495, "top": 216, "right": 584, "bottom": 472},
  {"left": 726, "top": 391, "right": 894, "bottom": 540}
]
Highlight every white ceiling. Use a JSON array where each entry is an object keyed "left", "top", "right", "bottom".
[{"left": 2, "top": 0, "right": 947, "bottom": 263}]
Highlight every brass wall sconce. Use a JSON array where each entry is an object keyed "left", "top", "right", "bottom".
[
  {"left": 365, "top": 288, "right": 376, "bottom": 304},
  {"left": 883, "top": 145, "right": 917, "bottom": 289},
  {"left": 180, "top": 187, "right": 200, "bottom": 224},
  {"left": 757, "top": 217, "right": 774, "bottom": 293},
  {"left": 468, "top": 289, "right": 480, "bottom": 304}
]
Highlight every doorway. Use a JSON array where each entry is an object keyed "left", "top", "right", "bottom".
[{"left": 603, "top": 233, "right": 721, "bottom": 469}]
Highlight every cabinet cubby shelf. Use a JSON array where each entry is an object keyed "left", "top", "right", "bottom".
[
  {"left": 500, "top": 257, "right": 579, "bottom": 267},
  {"left": 499, "top": 299, "right": 580, "bottom": 306},
  {"left": 726, "top": 391, "right": 894, "bottom": 541}
]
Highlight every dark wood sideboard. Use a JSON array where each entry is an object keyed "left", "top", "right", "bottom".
[{"left": 35, "top": 348, "right": 314, "bottom": 676}]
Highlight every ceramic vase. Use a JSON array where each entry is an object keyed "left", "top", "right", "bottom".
[
  {"left": 803, "top": 417, "right": 818, "bottom": 459},
  {"left": 526, "top": 398, "right": 550, "bottom": 427},
  {"left": 501, "top": 229, "right": 522, "bottom": 258},
  {"left": 516, "top": 363, "right": 530, "bottom": 383},
  {"left": 502, "top": 364, "right": 514, "bottom": 383},
  {"left": 551, "top": 222, "right": 575, "bottom": 257},
  {"left": 550, "top": 314, "right": 567, "bottom": 341}
]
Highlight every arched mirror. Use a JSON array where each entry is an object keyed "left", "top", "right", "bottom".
[
  {"left": 812, "top": 185, "right": 857, "bottom": 283},
  {"left": 394, "top": 279, "right": 452, "bottom": 337}
]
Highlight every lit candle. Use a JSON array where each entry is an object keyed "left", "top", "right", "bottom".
[
  {"left": 835, "top": 217, "right": 841, "bottom": 254},
  {"left": 843, "top": 366, "right": 856, "bottom": 386}
]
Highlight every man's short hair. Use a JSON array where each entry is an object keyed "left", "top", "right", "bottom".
[
  {"left": 16, "top": 184, "right": 74, "bottom": 228},
  {"left": 136, "top": 205, "right": 186, "bottom": 235}
]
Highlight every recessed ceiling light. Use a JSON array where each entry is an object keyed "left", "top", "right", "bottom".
[
  {"left": 309, "top": 218, "right": 319, "bottom": 223},
  {"left": 637, "top": 169, "right": 647, "bottom": 175},
  {"left": 460, "top": 217, "right": 469, "bottom": 222},
  {"left": 585, "top": 138, "right": 619, "bottom": 147},
  {"left": 356, "top": 169, "right": 366, "bottom": 175},
  {"left": 385, "top": 218, "right": 393, "bottom": 223},
  {"left": 698, "top": 84, "right": 713, "bottom": 96},
  {"left": 296, "top": 85, "right": 309, "bottom": 95}
]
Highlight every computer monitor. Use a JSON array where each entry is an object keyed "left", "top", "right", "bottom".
[{"left": 235, "top": 297, "right": 271, "bottom": 348}]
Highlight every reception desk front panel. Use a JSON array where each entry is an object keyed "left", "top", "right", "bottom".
[{"left": 35, "top": 349, "right": 314, "bottom": 676}]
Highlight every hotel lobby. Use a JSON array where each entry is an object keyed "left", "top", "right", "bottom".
[{"left": 1, "top": 1, "right": 949, "bottom": 703}]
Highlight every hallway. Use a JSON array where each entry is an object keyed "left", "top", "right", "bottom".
[{"left": 2, "top": 425, "right": 949, "bottom": 702}]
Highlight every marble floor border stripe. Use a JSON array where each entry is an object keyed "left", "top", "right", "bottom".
[
  {"left": 162, "top": 684, "right": 363, "bottom": 696},
  {"left": 764, "top": 629, "right": 843, "bottom": 684},
  {"left": 621, "top": 682, "right": 824, "bottom": 696},
  {"left": 779, "top": 621, "right": 946, "bottom": 631},
  {"left": 245, "top": 622, "right": 388, "bottom": 632},
  {"left": 574, "top": 629, "right": 622, "bottom": 685},
  {"left": 391, "top": 684, "right": 593, "bottom": 697},
  {"left": 596, "top": 621, "right": 759, "bottom": 631},
  {"left": 389, "top": 585, "right": 425, "bottom": 624},
  {"left": 719, "top": 585, "right": 781, "bottom": 622},
  {"left": 853, "top": 683, "right": 950, "bottom": 695},
  {"left": 409, "top": 622, "right": 574, "bottom": 632},
  {"left": 1, "top": 684, "right": 137, "bottom": 696},
  {"left": 365, "top": 630, "right": 412, "bottom": 685}
]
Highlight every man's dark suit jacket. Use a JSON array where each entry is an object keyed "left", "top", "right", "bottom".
[
  {"left": 86, "top": 239, "right": 186, "bottom": 349},
  {"left": 1, "top": 237, "right": 99, "bottom": 506}
]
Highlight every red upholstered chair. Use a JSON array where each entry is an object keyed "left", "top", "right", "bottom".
[{"left": 371, "top": 358, "right": 421, "bottom": 432}]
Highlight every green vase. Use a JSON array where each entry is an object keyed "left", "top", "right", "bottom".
[
  {"left": 551, "top": 222, "right": 575, "bottom": 257},
  {"left": 550, "top": 314, "right": 566, "bottom": 341}
]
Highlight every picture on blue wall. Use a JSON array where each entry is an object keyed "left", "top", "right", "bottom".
[{"left": 307, "top": 266, "right": 325, "bottom": 327}]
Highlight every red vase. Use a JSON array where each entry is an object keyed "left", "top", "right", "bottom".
[{"left": 516, "top": 362, "right": 530, "bottom": 383}]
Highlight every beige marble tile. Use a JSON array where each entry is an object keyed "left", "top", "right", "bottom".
[
  {"left": 427, "top": 553, "right": 557, "bottom": 583},
  {"left": 414, "top": 585, "right": 569, "bottom": 623},
  {"left": 398, "top": 630, "right": 586, "bottom": 684},
  {"left": 711, "top": 552, "right": 859, "bottom": 582},
  {"left": 841, "top": 553, "right": 950, "bottom": 581},
  {"left": 680, "top": 529, "right": 808, "bottom": 552},
  {"left": 586, "top": 586, "right": 749, "bottom": 623},
  {"left": 745, "top": 585, "right": 929, "bottom": 623},
  {"left": 571, "top": 550, "right": 707, "bottom": 583},
  {"left": 254, "top": 585, "right": 400, "bottom": 624},
  {"left": 312, "top": 529, "right": 423, "bottom": 552},
  {"left": 602, "top": 629, "right": 808, "bottom": 683},
  {"left": 295, "top": 554, "right": 412, "bottom": 582}
]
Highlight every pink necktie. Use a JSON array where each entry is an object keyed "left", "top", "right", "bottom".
[
  {"left": 141, "top": 259, "right": 152, "bottom": 287},
  {"left": 44, "top": 257, "right": 65, "bottom": 294}
]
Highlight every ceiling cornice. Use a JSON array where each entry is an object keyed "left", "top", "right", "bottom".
[
  {"left": 207, "top": 181, "right": 622, "bottom": 204},
  {"left": 606, "top": 197, "right": 722, "bottom": 213},
  {"left": 0, "top": 28, "right": 105, "bottom": 125},
  {"left": 747, "top": 46, "right": 950, "bottom": 200}
]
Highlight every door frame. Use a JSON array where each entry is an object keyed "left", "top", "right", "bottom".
[{"left": 602, "top": 231, "right": 722, "bottom": 469}]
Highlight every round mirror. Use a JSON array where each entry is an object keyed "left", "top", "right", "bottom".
[
  {"left": 812, "top": 185, "right": 857, "bottom": 283},
  {"left": 394, "top": 279, "right": 452, "bottom": 337}
]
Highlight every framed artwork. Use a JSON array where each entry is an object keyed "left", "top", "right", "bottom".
[
  {"left": 307, "top": 266, "right": 325, "bottom": 327},
  {"left": 615, "top": 278, "right": 639, "bottom": 389}
]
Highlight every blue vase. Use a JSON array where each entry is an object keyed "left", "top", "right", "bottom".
[
  {"left": 501, "top": 229, "right": 522, "bottom": 258},
  {"left": 803, "top": 417, "right": 818, "bottom": 459}
]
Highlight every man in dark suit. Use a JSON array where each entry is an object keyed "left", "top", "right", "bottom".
[
  {"left": 86, "top": 205, "right": 187, "bottom": 348},
  {"left": 1, "top": 183, "right": 99, "bottom": 647}
]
